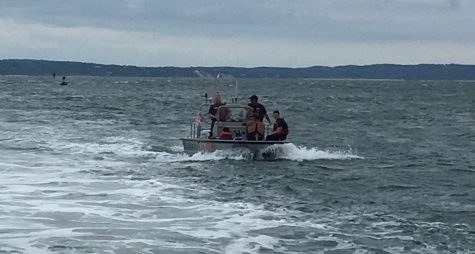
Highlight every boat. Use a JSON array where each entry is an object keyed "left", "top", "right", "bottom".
[{"left": 180, "top": 95, "right": 289, "bottom": 159}]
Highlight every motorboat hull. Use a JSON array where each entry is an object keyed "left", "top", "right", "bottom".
[{"left": 181, "top": 138, "right": 288, "bottom": 156}]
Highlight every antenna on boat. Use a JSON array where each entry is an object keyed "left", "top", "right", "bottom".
[{"left": 233, "top": 80, "right": 238, "bottom": 103}]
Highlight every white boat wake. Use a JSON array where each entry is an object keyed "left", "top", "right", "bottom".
[
  {"left": 155, "top": 143, "right": 362, "bottom": 162},
  {"left": 261, "top": 143, "right": 363, "bottom": 161}
]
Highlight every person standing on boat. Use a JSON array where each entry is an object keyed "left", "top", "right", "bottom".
[
  {"left": 246, "top": 95, "right": 272, "bottom": 140},
  {"left": 266, "top": 110, "right": 289, "bottom": 141},
  {"left": 208, "top": 94, "right": 225, "bottom": 137},
  {"left": 247, "top": 95, "right": 272, "bottom": 124}
]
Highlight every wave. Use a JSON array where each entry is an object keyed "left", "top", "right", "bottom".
[
  {"left": 153, "top": 143, "right": 363, "bottom": 163},
  {"left": 154, "top": 149, "right": 249, "bottom": 163},
  {"left": 261, "top": 143, "right": 363, "bottom": 161},
  {"left": 54, "top": 136, "right": 156, "bottom": 157},
  {"left": 49, "top": 135, "right": 362, "bottom": 163}
]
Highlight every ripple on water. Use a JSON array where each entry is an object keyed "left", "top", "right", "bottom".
[{"left": 1, "top": 78, "right": 474, "bottom": 253}]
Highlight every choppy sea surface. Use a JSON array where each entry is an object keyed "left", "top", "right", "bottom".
[{"left": 0, "top": 76, "right": 474, "bottom": 254}]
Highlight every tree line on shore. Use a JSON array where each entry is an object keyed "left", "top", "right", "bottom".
[{"left": 1, "top": 59, "right": 474, "bottom": 80}]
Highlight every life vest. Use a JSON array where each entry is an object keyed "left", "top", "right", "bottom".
[
  {"left": 220, "top": 129, "right": 233, "bottom": 139},
  {"left": 247, "top": 103, "right": 266, "bottom": 121},
  {"left": 246, "top": 120, "right": 265, "bottom": 135},
  {"left": 282, "top": 126, "right": 289, "bottom": 135},
  {"left": 276, "top": 125, "right": 289, "bottom": 135},
  {"left": 273, "top": 119, "right": 289, "bottom": 135}
]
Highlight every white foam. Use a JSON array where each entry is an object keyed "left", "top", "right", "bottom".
[
  {"left": 264, "top": 143, "right": 363, "bottom": 161},
  {"left": 154, "top": 149, "right": 247, "bottom": 163},
  {"left": 170, "top": 145, "right": 184, "bottom": 152},
  {"left": 1, "top": 228, "right": 87, "bottom": 254},
  {"left": 0, "top": 123, "right": 367, "bottom": 253},
  {"left": 54, "top": 137, "right": 156, "bottom": 158},
  {"left": 225, "top": 235, "right": 280, "bottom": 254},
  {"left": 165, "top": 200, "right": 334, "bottom": 254},
  {"left": 152, "top": 143, "right": 362, "bottom": 163},
  {"left": 51, "top": 134, "right": 362, "bottom": 163}
]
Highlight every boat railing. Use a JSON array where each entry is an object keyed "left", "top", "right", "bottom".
[
  {"left": 187, "top": 104, "right": 277, "bottom": 140},
  {"left": 189, "top": 122, "right": 199, "bottom": 138}
]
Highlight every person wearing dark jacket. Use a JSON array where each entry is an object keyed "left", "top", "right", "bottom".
[{"left": 266, "top": 110, "right": 289, "bottom": 141}]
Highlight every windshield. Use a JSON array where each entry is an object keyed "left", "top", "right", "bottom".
[{"left": 217, "top": 106, "right": 247, "bottom": 122}]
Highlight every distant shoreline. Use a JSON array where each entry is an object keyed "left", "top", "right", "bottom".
[
  {"left": 5, "top": 75, "right": 475, "bottom": 84},
  {"left": 1, "top": 59, "right": 475, "bottom": 80}
]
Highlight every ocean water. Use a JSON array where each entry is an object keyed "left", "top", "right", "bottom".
[{"left": 0, "top": 76, "right": 474, "bottom": 254}]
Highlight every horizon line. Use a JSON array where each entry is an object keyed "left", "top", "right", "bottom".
[{"left": 1, "top": 58, "right": 472, "bottom": 69}]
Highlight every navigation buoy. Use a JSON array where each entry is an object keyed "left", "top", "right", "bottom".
[{"left": 60, "top": 76, "right": 67, "bottom": 86}]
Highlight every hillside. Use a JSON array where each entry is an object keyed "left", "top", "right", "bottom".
[{"left": 1, "top": 59, "right": 474, "bottom": 80}]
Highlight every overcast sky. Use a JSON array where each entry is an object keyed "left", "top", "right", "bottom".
[{"left": 1, "top": 0, "right": 474, "bottom": 67}]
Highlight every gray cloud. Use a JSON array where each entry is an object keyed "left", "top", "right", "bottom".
[
  {"left": 3, "top": 0, "right": 474, "bottom": 41},
  {"left": 449, "top": 0, "right": 460, "bottom": 9},
  {"left": 1, "top": 0, "right": 474, "bottom": 66}
]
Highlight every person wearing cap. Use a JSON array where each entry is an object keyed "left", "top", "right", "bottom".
[{"left": 246, "top": 95, "right": 272, "bottom": 140}]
